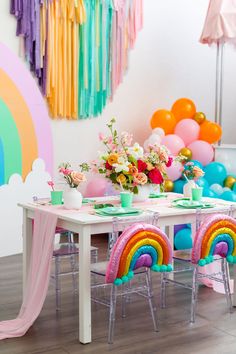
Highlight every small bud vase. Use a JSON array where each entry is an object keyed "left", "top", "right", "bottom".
[
  {"left": 183, "top": 180, "right": 196, "bottom": 198},
  {"left": 63, "top": 188, "right": 82, "bottom": 210}
]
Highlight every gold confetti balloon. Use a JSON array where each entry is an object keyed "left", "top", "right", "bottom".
[
  {"left": 178, "top": 147, "right": 192, "bottom": 161},
  {"left": 193, "top": 112, "right": 206, "bottom": 125},
  {"left": 224, "top": 176, "right": 236, "bottom": 189},
  {"left": 164, "top": 180, "right": 174, "bottom": 192}
]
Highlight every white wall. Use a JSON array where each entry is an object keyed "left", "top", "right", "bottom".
[{"left": 1, "top": 0, "right": 236, "bottom": 176}]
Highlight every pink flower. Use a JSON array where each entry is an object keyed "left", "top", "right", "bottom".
[
  {"left": 133, "top": 173, "right": 148, "bottom": 185},
  {"left": 47, "top": 181, "right": 54, "bottom": 191},
  {"left": 71, "top": 171, "right": 86, "bottom": 185},
  {"left": 137, "top": 159, "right": 147, "bottom": 172},
  {"left": 166, "top": 156, "right": 173, "bottom": 167},
  {"left": 121, "top": 131, "right": 133, "bottom": 146},
  {"left": 193, "top": 166, "right": 204, "bottom": 179},
  {"left": 148, "top": 168, "right": 163, "bottom": 184},
  {"left": 59, "top": 168, "right": 72, "bottom": 175}
]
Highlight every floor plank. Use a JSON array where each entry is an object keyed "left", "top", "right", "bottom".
[{"left": 1, "top": 235, "right": 236, "bottom": 354}]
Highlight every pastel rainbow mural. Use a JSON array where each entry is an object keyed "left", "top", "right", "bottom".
[
  {"left": 192, "top": 214, "right": 236, "bottom": 266},
  {"left": 106, "top": 223, "right": 173, "bottom": 286},
  {"left": 0, "top": 43, "right": 53, "bottom": 184}
]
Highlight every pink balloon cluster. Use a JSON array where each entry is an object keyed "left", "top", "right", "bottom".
[{"left": 146, "top": 117, "right": 214, "bottom": 182}]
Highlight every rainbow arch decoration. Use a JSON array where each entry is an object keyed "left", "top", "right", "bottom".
[
  {"left": 192, "top": 214, "right": 236, "bottom": 266},
  {"left": 0, "top": 43, "right": 53, "bottom": 184},
  {"left": 106, "top": 223, "right": 173, "bottom": 286}
]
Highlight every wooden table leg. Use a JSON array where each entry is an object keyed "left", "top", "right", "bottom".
[
  {"left": 79, "top": 225, "right": 92, "bottom": 344},
  {"left": 233, "top": 264, "right": 236, "bottom": 306},
  {"left": 22, "top": 209, "right": 33, "bottom": 297},
  {"left": 165, "top": 225, "right": 174, "bottom": 280}
]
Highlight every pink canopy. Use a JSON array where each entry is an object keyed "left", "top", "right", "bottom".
[{"left": 200, "top": 0, "right": 236, "bottom": 45}]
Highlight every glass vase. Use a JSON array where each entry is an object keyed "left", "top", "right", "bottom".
[
  {"left": 63, "top": 188, "right": 82, "bottom": 209},
  {"left": 133, "top": 185, "right": 150, "bottom": 202},
  {"left": 183, "top": 180, "right": 196, "bottom": 198}
]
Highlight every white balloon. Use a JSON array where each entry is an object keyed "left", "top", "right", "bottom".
[
  {"left": 210, "top": 183, "right": 223, "bottom": 195},
  {"left": 222, "top": 187, "right": 231, "bottom": 192},
  {"left": 152, "top": 127, "right": 165, "bottom": 137},
  {"left": 143, "top": 134, "right": 161, "bottom": 151}
]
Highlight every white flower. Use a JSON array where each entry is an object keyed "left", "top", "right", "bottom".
[
  {"left": 127, "top": 143, "right": 144, "bottom": 159},
  {"left": 113, "top": 156, "right": 130, "bottom": 173}
]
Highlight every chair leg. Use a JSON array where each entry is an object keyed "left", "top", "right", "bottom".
[
  {"left": 70, "top": 253, "right": 78, "bottom": 296},
  {"left": 121, "top": 284, "right": 127, "bottom": 318},
  {"left": 55, "top": 256, "right": 61, "bottom": 311},
  {"left": 190, "top": 265, "right": 199, "bottom": 323},
  {"left": 145, "top": 269, "right": 158, "bottom": 332},
  {"left": 108, "top": 285, "right": 117, "bottom": 344},
  {"left": 160, "top": 272, "right": 166, "bottom": 309},
  {"left": 221, "top": 258, "right": 233, "bottom": 313}
]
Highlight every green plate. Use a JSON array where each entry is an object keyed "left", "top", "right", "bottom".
[
  {"left": 172, "top": 198, "right": 214, "bottom": 209},
  {"left": 95, "top": 206, "right": 142, "bottom": 216}
]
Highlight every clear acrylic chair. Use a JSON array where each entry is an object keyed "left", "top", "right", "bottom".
[
  {"left": 90, "top": 211, "right": 173, "bottom": 343},
  {"left": 51, "top": 229, "right": 98, "bottom": 311},
  {"left": 161, "top": 207, "right": 235, "bottom": 322}
]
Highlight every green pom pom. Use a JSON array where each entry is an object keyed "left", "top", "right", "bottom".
[
  {"left": 198, "top": 259, "right": 206, "bottom": 266},
  {"left": 114, "top": 278, "right": 123, "bottom": 286},
  {"left": 151, "top": 264, "right": 160, "bottom": 272},
  {"left": 209, "top": 255, "right": 214, "bottom": 263},
  {"left": 121, "top": 275, "right": 129, "bottom": 283},
  {"left": 227, "top": 255, "right": 234, "bottom": 263},
  {"left": 127, "top": 271, "right": 134, "bottom": 280},
  {"left": 166, "top": 264, "right": 173, "bottom": 272},
  {"left": 205, "top": 256, "right": 211, "bottom": 264},
  {"left": 160, "top": 265, "right": 167, "bottom": 272}
]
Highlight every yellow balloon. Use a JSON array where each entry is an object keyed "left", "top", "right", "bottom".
[
  {"left": 193, "top": 112, "right": 206, "bottom": 125},
  {"left": 178, "top": 147, "right": 192, "bottom": 161},
  {"left": 164, "top": 180, "right": 174, "bottom": 192},
  {"left": 224, "top": 176, "right": 236, "bottom": 189}
]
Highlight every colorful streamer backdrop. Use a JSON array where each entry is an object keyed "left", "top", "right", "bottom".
[{"left": 10, "top": 0, "right": 143, "bottom": 120}]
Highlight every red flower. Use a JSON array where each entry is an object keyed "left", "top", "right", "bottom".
[
  {"left": 166, "top": 157, "right": 173, "bottom": 167},
  {"left": 148, "top": 168, "right": 163, "bottom": 184},
  {"left": 137, "top": 159, "right": 147, "bottom": 172},
  {"left": 105, "top": 161, "right": 112, "bottom": 170}
]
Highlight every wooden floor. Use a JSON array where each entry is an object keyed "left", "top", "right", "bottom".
[{"left": 1, "top": 235, "right": 236, "bottom": 354}]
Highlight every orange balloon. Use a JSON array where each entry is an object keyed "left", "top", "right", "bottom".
[
  {"left": 150, "top": 109, "right": 176, "bottom": 134},
  {"left": 171, "top": 98, "right": 196, "bottom": 122},
  {"left": 199, "top": 120, "right": 222, "bottom": 143}
]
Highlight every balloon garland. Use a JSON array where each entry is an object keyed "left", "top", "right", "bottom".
[{"left": 10, "top": 0, "right": 143, "bottom": 119}]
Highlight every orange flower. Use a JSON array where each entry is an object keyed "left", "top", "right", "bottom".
[
  {"left": 116, "top": 174, "right": 127, "bottom": 185},
  {"left": 128, "top": 164, "right": 138, "bottom": 176},
  {"left": 107, "top": 153, "right": 119, "bottom": 165},
  {"left": 146, "top": 162, "right": 154, "bottom": 171},
  {"left": 133, "top": 173, "right": 148, "bottom": 185},
  {"left": 71, "top": 172, "right": 86, "bottom": 185}
]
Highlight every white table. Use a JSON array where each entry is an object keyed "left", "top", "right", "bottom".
[{"left": 19, "top": 195, "right": 236, "bottom": 344}]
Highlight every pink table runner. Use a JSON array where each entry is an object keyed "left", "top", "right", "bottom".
[{"left": 0, "top": 210, "right": 58, "bottom": 340}]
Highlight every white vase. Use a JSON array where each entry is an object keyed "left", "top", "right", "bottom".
[
  {"left": 63, "top": 188, "right": 82, "bottom": 210},
  {"left": 183, "top": 180, "right": 196, "bottom": 198},
  {"left": 133, "top": 185, "right": 150, "bottom": 202}
]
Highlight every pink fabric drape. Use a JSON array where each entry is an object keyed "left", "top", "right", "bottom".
[
  {"left": 200, "top": 0, "right": 236, "bottom": 45},
  {"left": 0, "top": 210, "right": 58, "bottom": 340}
]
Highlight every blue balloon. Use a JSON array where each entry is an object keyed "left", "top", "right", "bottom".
[
  {"left": 174, "top": 228, "right": 192, "bottom": 250},
  {"left": 221, "top": 191, "right": 236, "bottom": 202},
  {"left": 174, "top": 224, "right": 188, "bottom": 235},
  {"left": 196, "top": 177, "right": 209, "bottom": 190},
  {"left": 174, "top": 179, "right": 186, "bottom": 194},
  {"left": 204, "top": 162, "right": 227, "bottom": 186},
  {"left": 203, "top": 188, "right": 218, "bottom": 198},
  {"left": 189, "top": 160, "right": 203, "bottom": 170}
]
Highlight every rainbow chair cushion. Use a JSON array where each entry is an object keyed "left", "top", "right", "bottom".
[
  {"left": 192, "top": 214, "right": 236, "bottom": 266},
  {"left": 105, "top": 223, "right": 173, "bottom": 286}
]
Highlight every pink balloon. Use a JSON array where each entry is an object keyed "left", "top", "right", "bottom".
[
  {"left": 174, "top": 119, "right": 200, "bottom": 145},
  {"left": 166, "top": 160, "right": 183, "bottom": 181},
  {"left": 161, "top": 134, "right": 185, "bottom": 155},
  {"left": 84, "top": 177, "right": 108, "bottom": 197},
  {"left": 187, "top": 140, "right": 214, "bottom": 166}
]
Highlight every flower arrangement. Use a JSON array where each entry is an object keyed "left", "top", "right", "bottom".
[
  {"left": 183, "top": 162, "right": 204, "bottom": 181},
  {"left": 58, "top": 162, "right": 87, "bottom": 188},
  {"left": 91, "top": 118, "right": 177, "bottom": 194}
]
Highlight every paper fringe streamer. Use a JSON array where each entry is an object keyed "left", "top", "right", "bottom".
[{"left": 10, "top": 0, "right": 143, "bottom": 120}]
